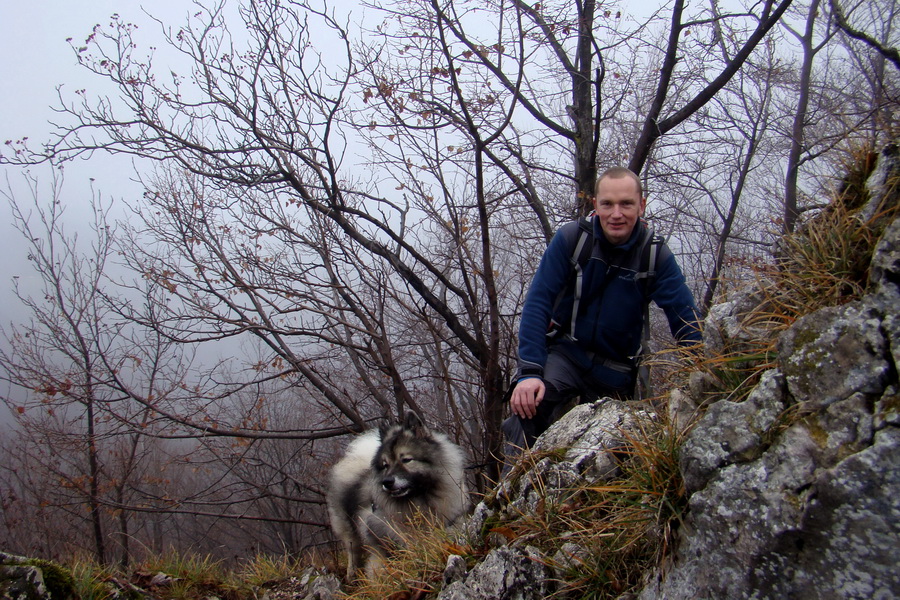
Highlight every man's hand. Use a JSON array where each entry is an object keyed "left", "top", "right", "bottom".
[{"left": 510, "top": 377, "right": 545, "bottom": 419}]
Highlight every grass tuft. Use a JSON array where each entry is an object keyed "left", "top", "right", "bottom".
[
  {"left": 68, "top": 557, "right": 120, "bottom": 600},
  {"left": 137, "top": 550, "right": 237, "bottom": 600},
  {"left": 236, "top": 552, "right": 309, "bottom": 587},
  {"left": 60, "top": 549, "right": 334, "bottom": 600},
  {"left": 340, "top": 512, "right": 474, "bottom": 600},
  {"left": 531, "top": 411, "right": 687, "bottom": 598}
]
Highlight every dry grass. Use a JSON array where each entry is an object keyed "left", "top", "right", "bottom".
[
  {"left": 65, "top": 549, "right": 315, "bottom": 600},
  {"left": 339, "top": 513, "right": 474, "bottom": 600},
  {"left": 68, "top": 556, "right": 120, "bottom": 600},
  {"left": 236, "top": 552, "right": 311, "bottom": 587},
  {"left": 685, "top": 145, "right": 897, "bottom": 406},
  {"left": 521, "top": 412, "right": 685, "bottom": 598}
]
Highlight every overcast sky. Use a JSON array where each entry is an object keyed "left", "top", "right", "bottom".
[
  {"left": 0, "top": 2, "right": 196, "bottom": 307},
  {"left": 0, "top": 1, "right": 372, "bottom": 307},
  {"left": 0, "top": 2, "right": 187, "bottom": 418},
  {"left": 0, "top": 0, "right": 190, "bottom": 179}
]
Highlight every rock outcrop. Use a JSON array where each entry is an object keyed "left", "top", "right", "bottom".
[
  {"left": 446, "top": 399, "right": 652, "bottom": 599},
  {"left": 638, "top": 224, "right": 900, "bottom": 598},
  {"left": 0, "top": 552, "right": 74, "bottom": 600}
]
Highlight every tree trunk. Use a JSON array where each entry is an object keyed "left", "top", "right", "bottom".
[
  {"left": 572, "top": 0, "right": 598, "bottom": 214},
  {"left": 86, "top": 395, "right": 107, "bottom": 564},
  {"left": 784, "top": 0, "right": 822, "bottom": 234}
]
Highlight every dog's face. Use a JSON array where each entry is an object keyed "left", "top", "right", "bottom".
[{"left": 373, "top": 414, "right": 440, "bottom": 499}]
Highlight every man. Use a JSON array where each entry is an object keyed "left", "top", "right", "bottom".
[{"left": 503, "top": 167, "right": 701, "bottom": 459}]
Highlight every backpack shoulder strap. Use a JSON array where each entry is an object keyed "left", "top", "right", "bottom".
[
  {"left": 569, "top": 216, "right": 593, "bottom": 267},
  {"left": 548, "top": 217, "right": 594, "bottom": 341},
  {"left": 567, "top": 216, "right": 594, "bottom": 338},
  {"left": 634, "top": 227, "right": 668, "bottom": 296}
]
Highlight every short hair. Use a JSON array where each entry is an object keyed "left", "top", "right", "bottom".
[{"left": 596, "top": 167, "right": 643, "bottom": 198}]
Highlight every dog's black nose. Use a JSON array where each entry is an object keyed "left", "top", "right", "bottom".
[{"left": 382, "top": 476, "right": 395, "bottom": 490}]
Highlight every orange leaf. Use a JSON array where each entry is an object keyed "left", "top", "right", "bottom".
[{"left": 489, "top": 526, "right": 517, "bottom": 541}]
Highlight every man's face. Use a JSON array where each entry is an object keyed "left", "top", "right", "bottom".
[{"left": 593, "top": 175, "right": 646, "bottom": 245}]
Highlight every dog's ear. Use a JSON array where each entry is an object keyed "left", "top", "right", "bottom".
[{"left": 403, "top": 411, "right": 429, "bottom": 438}]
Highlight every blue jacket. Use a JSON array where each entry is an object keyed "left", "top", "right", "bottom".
[{"left": 517, "top": 217, "right": 701, "bottom": 382}]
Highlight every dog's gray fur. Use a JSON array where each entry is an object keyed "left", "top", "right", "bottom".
[{"left": 327, "top": 412, "right": 468, "bottom": 579}]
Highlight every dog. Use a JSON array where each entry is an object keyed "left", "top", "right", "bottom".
[{"left": 327, "top": 411, "right": 468, "bottom": 580}]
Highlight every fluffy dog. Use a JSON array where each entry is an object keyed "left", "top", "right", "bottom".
[{"left": 327, "top": 412, "right": 468, "bottom": 580}]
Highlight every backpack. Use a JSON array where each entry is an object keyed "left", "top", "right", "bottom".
[{"left": 555, "top": 216, "right": 666, "bottom": 397}]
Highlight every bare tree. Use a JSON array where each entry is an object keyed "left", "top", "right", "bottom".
[
  {"left": 8, "top": 1, "right": 524, "bottom": 482},
  {"left": 663, "top": 38, "right": 787, "bottom": 311},
  {"left": 830, "top": 0, "right": 900, "bottom": 72},
  {"left": 831, "top": 0, "right": 900, "bottom": 146},
  {"left": 0, "top": 175, "right": 277, "bottom": 564},
  {"left": 628, "top": 0, "right": 795, "bottom": 175},
  {"left": 0, "top": 0, "right": 834, "bottom": 490},
  {"left": 781, "top": 0, "right": 840, "bottom": 233},
  {"left": 0, "top": 174, "right": 123, "bottom": 563}
]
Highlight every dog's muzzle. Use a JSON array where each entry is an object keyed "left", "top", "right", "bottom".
[{"left": 382, "top": 476, "right": 412, "bottom": 498}]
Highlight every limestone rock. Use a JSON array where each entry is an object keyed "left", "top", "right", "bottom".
[
  {"left": 861, "top": 142, "right": 900, "bottom": 223},
  {"left": 871, "top": 217, "right": 900, "bottom": 305},
  {"left": 483, "top": 400, "right": 643, "bottom": 526},
  {"left": 0, "top": 553, "right": 74, "bottom": 600},
  {"left": 702, "top": 283, "right": 773, "bottom": 359},
  {"left": 0, "top": 564, "right": 48, "bottom": 600},
  {"left": 778, "top": 300, "right": 890, "bottom": 410},
  {"left": 639, "top": 158, "right": 900, "bottom": 598},
  {"left": 679, "top": 368, "right": 788, "bottom": 494},
  {"left": 436, "top": 546, "right": 551, "bottom": 600},
  {"left": 443, "top": 554, "right": 467, "bottom": 587}
]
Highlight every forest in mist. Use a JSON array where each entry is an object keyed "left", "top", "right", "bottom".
[{"left": 0, "top": 0, "right": 897, "bottom": 567}]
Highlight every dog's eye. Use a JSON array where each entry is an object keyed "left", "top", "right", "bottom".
[{"left": 401, "top": 457, "right": 414, "bottom": 464}]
